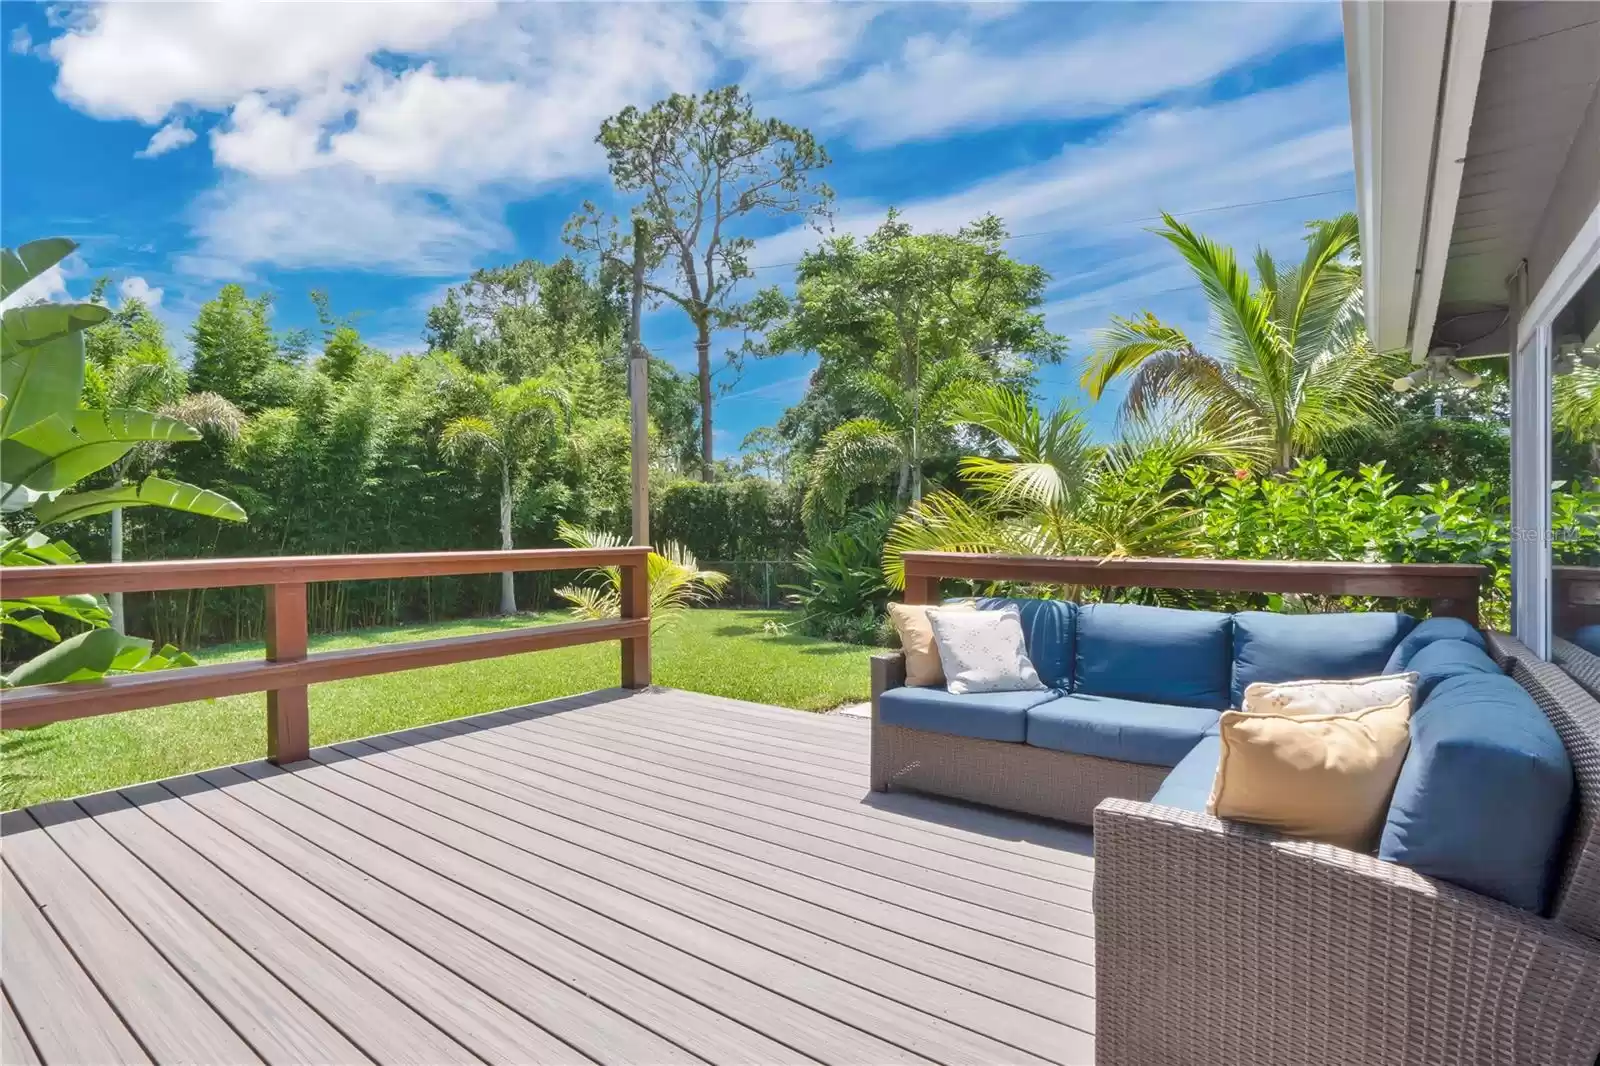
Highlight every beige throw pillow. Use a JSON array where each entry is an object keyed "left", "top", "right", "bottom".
[
  {"left": 1242, "top": 672, "right": 1418, "bottom": 717},
  {"left": 1207, "top": 696, "right": 1413, "bottom": 852},
  {"left": 887, "top": 601, "right": 973, "bottom": 687},
  {"left": 926, "top": 605, "right": 1045, "bottom": 695}
]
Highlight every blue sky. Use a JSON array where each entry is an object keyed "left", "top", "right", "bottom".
[{"left": 1, "top": 1, "right": 1353, "bottom": 451}]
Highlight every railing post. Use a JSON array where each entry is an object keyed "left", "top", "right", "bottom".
[
  {"left": 266, "top": 582, "right": 310, "bottom": 763},
  {"left": 903, "top": 559, "right": 937, "bottom": 606},
  {"left": 620, "top": 555, "right": 651, "bottom": 689}
]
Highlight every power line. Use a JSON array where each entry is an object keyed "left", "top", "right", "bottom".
[{"left": 749, "top": 187, "right": 1350, "bottom": 271}]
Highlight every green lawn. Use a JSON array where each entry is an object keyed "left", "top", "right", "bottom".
[{"left": 4, "top": 609, "right": 875, "bottom": 809}]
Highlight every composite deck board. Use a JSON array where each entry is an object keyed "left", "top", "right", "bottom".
[
  {"left": 505, "top": 699, "right": 1096, "bottom": 885},
  {"left": 332, "top": 732, "right": 1094, "bottom": 1053},
  {"left": 407, "top": 720, "right": 1093, "bottom": 997},
  {"left": 7, "top": 688, "right": 1098, "bottom": 1065},
  {"left": 419, "top": 718, "right": 1097, "bottom": 980}
]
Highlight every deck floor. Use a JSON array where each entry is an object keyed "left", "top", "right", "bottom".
[{"left": 1, "top": 688, "right": 1097, "bottom": 1065}]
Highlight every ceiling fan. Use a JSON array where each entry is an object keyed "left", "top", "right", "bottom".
[{"left": 1391, "top": 346, "right": 1495, "bottom": 392}]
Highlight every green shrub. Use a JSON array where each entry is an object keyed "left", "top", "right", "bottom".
[
  {"left": 650, "top": 477, "right": 804, "bottom": 561},
  {"left": 784, "top": 505, "right": 896, "bottom": 644}
]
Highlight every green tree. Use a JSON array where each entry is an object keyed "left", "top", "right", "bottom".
[
  {"left": 83, "top": 298, "right": 243, "bottom": 630},
  {"left": 438, "top": 373, "right": 571, "bottom": 614},
  {"left": 882, "top": 386, "right": 1255, "bottom": 588},
  {"left": 1082, "top": 214, "right": 1392, "bottom": 473},
  {"left": 754, "top": 212, "right": 1064, "bottom": 492},
  {"left": 568, "top": 85, "right": 833, "bottom": 479},
  {"left": 188, "top": 284, "right": 280, "bottom": 411}
]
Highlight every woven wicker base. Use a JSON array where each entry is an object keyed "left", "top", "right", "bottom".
[{"left": 870, "top": 721, "right": 1168, "bottom": 826}]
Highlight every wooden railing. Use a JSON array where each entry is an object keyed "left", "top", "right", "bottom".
[
  {"left": 0, "top": 547, "right": 652, "bottom": 762},
  {"left": 900, "top": 552, "right": 1485, "bottom": 625}
]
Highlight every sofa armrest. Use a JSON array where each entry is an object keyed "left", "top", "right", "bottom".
[
  {"left": 1092, "top": 798, "right": 1600, "bottom": 1066},
  {"left": 870, "top": 653, "right": 906, "bottom": 711}
]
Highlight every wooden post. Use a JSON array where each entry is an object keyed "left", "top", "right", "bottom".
[
  {"left": 903, "top": 559, "right": 938, "bottom": 606},
  {"left": 628, "top": 217, "right": 650, "bottom": 548},
  {"left": 620, "top": 557, "right": 651, "bottom": 689},
  {"left": 266, "top": 582, "right": 310, "bottom": 763}
]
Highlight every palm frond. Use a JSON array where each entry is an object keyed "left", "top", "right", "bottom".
[
  {"left": 1081, "top": 313, "right": 1197, "bottom": 400},
  {"left": 439, "top": 416, "right": 501, "bottom": 462},
  {"left": 802, "top": 418, "right": 903, "bottom": 524},
  {"left": 1156, "top": 213, "right": 1279, "bottom": 378},
  {"left": 881, "top": 490, "right": 1037, "bottom": 589}
]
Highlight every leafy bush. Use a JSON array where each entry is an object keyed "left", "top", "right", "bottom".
[
  {"left": 784, "top": 505, "right": 896, "bottom": 644},
  {"left": 553, "top": 522, "right": 729, "bottom": 633},
  {"left": 650, "top": 477, "right": 804, "bottom": 561}
]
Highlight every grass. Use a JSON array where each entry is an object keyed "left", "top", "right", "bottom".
[{"left": 4, "top": 608, "right": 875, "bottom": 808}]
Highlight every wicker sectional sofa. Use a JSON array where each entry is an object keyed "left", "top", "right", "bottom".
[{"left": 869, "top": 600, "right": 1600, "bottom": 1066}]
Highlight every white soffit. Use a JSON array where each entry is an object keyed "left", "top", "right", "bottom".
[{"left": 1343, "top": 1, "right": 1459, "bottom": 354}]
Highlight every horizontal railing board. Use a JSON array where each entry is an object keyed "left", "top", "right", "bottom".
[
  {"left": 1, "top": 617, "right": 647, "bottom": 729},
  {"left": 1, "top": 547, "right": 651, "bottom": 598}
]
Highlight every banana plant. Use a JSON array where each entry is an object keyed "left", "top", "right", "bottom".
[{"left": 1, "top": 238, "right": 247, "bottom": 689}]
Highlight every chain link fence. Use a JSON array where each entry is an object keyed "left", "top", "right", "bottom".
[{"left": 701, "top": 559, "right": 807, "bottom": 609}]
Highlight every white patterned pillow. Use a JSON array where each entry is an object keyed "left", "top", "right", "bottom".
[
  {"left": 927, "top": 605, "right": 1045, "bottom": 695},
  {"left": 1242, "top": 672, "right": 1418, "bottom": 716}
]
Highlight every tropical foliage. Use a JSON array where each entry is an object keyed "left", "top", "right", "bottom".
[
  {"left": 783, "top": 504, "right": 897, "bottom": 644},
  {"left": 1082, "top": 214, "right": 1394, "bottom": 472},
  {"left": 554, "top": 522, "right": 729, "bottom": 632},
  {"left": 1, "top": 238, "right": 246, "bottom": 687}
]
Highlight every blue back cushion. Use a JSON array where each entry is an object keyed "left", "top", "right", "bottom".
[
  {"left": 1231, "top": 611, "right": 1417, "bottom": 706},
  {"left": 1406, "top": 638, "right": 1502, "bottom": 702},
  {"left": 1075, "top": 603, "right": 1232, "bottom": 708},
  {"left": 1379, "top": 673, "right": 1574, "bottom": 913},
  {"left": 971, "top": 597, "right": 1075, "bottom": 690},
  {"left": 1383, "top": 615, "right": 1486, "bottom": 673}
]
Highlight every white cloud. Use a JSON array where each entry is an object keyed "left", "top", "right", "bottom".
[
  {"left": 179, "top": 171, "right": 511, "bottom": 280},
  {"left": 118, "top": 275, "right": 164, "bottom": 310},
  {"left": 801, "top": 2, "right": 1341, "bottom": 146},
  {"left": 10, "top": 25, "right": 33, "bottom": 55},
  {"left": 48, "top": 2, "right": 489, "bottom": 123},
  {"left": 135, "top": 119, "right": 197, "bottom": 159},
  {"left": 725, "top": 3, "right": 878, "bottom": 88}
]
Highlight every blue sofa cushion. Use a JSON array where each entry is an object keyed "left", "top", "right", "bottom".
[
  {"left": 1379, "top": 673, "right": 1574, "bottom": 913},
  {"left": 1406, "top": 638, "right": 1502, "bottom": 702},
  {"left": 1025, "top": 694, "right": 1219, "bottom": 767},
  {"left": 1572, "top": 624, "right": 1600, "bottom": 656},
  {"left": 1150, "top": 733, "right": 1221, "bottom": 811},
  {"left": 1383, "top": 615, "right": 1486, "bottom": 673},
  {"left": 971, "top": 597, "right": 1074, "bottom": 690},
  {"left": 1231, "top": 611, "right": 1417, "bottom": 706},
  {"left": 1076, "top": 603, "right": 1232, "bottom": 708},
  {"left": 877, "top": 685, "right": 1058, "bottom": 743}
]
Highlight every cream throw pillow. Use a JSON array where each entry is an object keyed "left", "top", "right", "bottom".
[
  {"left": 887, "top": 601, "right": 973, "bottom": 687},
  {"left": 926, "top": 605, "right": 1045, "bottom": 695},
  {"left": 1207, "top": 695, "right": 1413, "bottom": 852},
  {"left": 1242, "top": 672, "right": 1418, "bottom": 717}
]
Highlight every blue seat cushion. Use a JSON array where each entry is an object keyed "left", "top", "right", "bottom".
[
  {"left": 877, "top": 685, "right": 1058, "bottom": 743},
  {"left": 1383, "top": 615, "right": 1486, "bottom": 673},
  {"left": 1406, "top": 638, "right": 1502, "bottom": 702},
  {"left": 971, "top": 597, "right": 1074, "bottom": 690},
  {"left": 1025, "top": 694, "right": 1219, "bottom": 767},
  {"left": 1572, "top": 624, "right": 1600, "bottom": 656},
  {"left": 1379, "top": 673, "right": 1574, "bottom": 913},
  {"left": 1150, "top": 733, "right": 1221, "bottom": 812},
  {"left": 1231, "top": 611, "right": 1417, "bottom": 706},
  {"left": 1075, "top": 603, "right": 1232, "bottom": 708}
]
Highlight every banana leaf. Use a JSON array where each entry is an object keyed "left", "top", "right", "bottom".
[
  {"left": 0, "top": 329, "right": 87, "bottom": 438},
  {"left": 33, "top": 476, "right": 246, "bottom": 527},
  {"left": 0, "top": 408, "right": 200, "bottom": 501},
  {"left": 2, "top": 613, "right": 60, "bottom": 641},
  {"left": 2, "top": 595, "right": 112, "bottom": 628},
  {"left": 1, "top": 530, "right": 83, "bottom": 566},
  {"left": 0, "top": 239, "right": 75, "bottom": 302},
  {"left": 1, "top": 302, "right": 112, "bottom": 357}
]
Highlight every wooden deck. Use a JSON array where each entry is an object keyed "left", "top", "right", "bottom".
[{"left": 1, "top": 688, "right": 1097, "bottom": 1066}]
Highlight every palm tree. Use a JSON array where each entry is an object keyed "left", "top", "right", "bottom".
[
  {"left": 438, "top": 373, "right": 570, "bottom": 614},
  {"left": 1555, "top": 363, "right": 1600, "bottom": 476},
  {"left": 85, "top": 345, "right": 244, "bottom": 631},
  {"left": 804, "top": 355, "right": 983, "bottom": 524},
  {"left": 1081, "top": 213, "right": 1393, "bottom": 474},
  {"left": 883, "top": 385, "right": 1257, "bottom": 588},
  {"left": 553, "top": 522, "right": 729, "bottom": 632}
]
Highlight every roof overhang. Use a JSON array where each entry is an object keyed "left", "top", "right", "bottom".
[{"left": 1343, "top": 0, "right": 1492, "bottom": 360}]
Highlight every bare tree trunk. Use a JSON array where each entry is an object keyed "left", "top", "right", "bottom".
[
  {"left": 696, "top": 323, "right": 713, "bottom": 481},
  {"left": 498, "top": 461, "right": 517, "bottom": 615},
  {"left": 896, "top": 461, "right": 911, "bottom": 501},
  {"left": 109, "top": 493, "right": 125, "bottom": 632}
]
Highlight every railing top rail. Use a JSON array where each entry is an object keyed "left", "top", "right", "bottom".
[
  {"left": 899, "top": 552, "right": 1485, "bottom": 608},
  {"left": 2, "top": 546, "right": 651, "bottom": 598}
]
